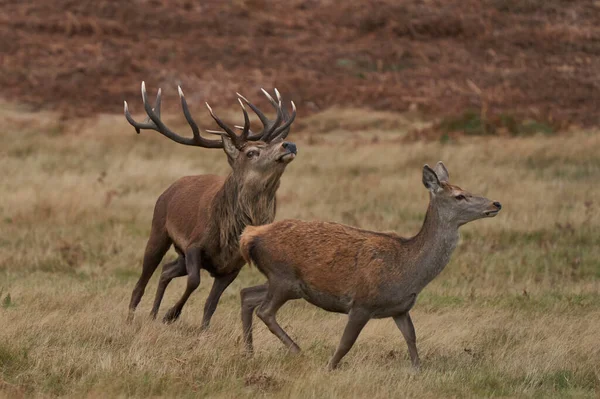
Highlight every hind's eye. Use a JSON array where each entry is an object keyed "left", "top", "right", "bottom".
[
  {"left": 246, "top": 151, "right": 258, "bottom": 158},
  {"left": 455, "top": 194, "right": 466, "bottom": 201}
]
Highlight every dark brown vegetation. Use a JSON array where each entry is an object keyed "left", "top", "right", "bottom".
[{"left": 2, "top": 0, "right": 600, "bottom": 132}]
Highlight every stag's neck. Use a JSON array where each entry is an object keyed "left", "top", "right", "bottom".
[
  {"left": 209, "top": 172, "right": 279, "bottom": 252},
  {"left": 406, "top": 202, "right": 459, "bottom": 290}
]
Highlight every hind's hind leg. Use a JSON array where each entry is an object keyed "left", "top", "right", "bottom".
[
  {"left": 241, "top": 284, "right": 269, "bottom": 353},
  {"left": 256, "top": 284, "right": 301, "bottom": 353},
  {"left": 127, "top": 230, "right": 171, "bottom": 323}
]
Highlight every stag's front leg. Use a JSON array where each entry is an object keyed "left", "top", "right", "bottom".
[
  {"left": 163, "top": 248, "right": 201, "bottom": 324},
  {"left": 200, "top": 270, "right": 240, "bottom": 330}
]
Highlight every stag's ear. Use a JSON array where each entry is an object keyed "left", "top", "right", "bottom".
[
  {"left": 433, "top": 161, "right": 449, "bottom": 183},
  {"left": 423, "top": 164, "right": 442, "bottom": 192},
  {"left": 222, "top": 135, "right": 240, "bottom": 163}
]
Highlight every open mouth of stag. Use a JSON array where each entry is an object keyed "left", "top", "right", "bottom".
[
  {"left": 277, "top": 152, "right": 296, "bottom": 163},
  {"left": 484, "top": 210, "right": 500, "bottom": 217}
]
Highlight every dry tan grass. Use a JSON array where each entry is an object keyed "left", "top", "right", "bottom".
[{"left": 0, "top": 104, "right": 599, "bottom": 397}]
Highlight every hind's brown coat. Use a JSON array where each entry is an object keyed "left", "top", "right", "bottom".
[{"left": 239, "top": 162, "right": 502, "bottom": 369}]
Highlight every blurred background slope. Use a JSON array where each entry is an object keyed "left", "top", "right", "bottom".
[{"left": 1, "top": 0, "right": 599, "bottom": 132}]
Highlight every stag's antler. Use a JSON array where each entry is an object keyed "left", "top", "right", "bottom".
[
  {"left": 125, "top": 82, "right": 297, "bottom": 149},
  {"left": 235, "top": 88, "right": 297, "bottom": 142},
  {"left": 124, "top": 82, "right": 247, "bottom": 149}
]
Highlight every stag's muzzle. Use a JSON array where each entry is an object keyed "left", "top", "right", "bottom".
[{"left": 283, "top": 142, "right": 297, "bottom": 154}]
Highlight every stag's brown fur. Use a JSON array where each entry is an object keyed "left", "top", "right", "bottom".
[
  {"left": 126, "top": 84, "right": 298, "bottom": 327},
  {"left": 130, "top": 140, "right": 296, "bottom": 326},
  {"left": 239, "top": 162, "right": 502, "bottom": 369}
]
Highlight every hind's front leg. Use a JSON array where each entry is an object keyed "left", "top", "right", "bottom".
[
  {"left": 393, "top": 312, "right": 421, "bottom": 371},
  {"left": 328, "top": 308, "right": 370, "bottom": 370}
]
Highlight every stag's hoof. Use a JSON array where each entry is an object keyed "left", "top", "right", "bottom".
[
  {"left": 163, "top": 307, "right": 181, "bottom": 324},
  {"left": 326, "top": 361, "right": 338, "bottom": 371},
  {"left": 409, "top": 364, "right": 421, "bottom": 375},
  {"left": 242, "top": 348, "right": 254, "bottom": 359}
]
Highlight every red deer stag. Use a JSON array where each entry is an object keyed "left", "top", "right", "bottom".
[
  {"left": 239, "top": 162, "right": 501, "bottom": 369},
  {"left": 124, "top": 82, "right": 297, "bottom": 327}
]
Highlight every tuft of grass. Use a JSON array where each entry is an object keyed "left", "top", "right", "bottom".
[{"left": 1, "top": 293, "right": 13, "bottom": 309}]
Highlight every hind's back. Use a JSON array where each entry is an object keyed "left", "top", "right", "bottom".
[{"left": 239, "top": 219, "right": 396, "bottom": 302}]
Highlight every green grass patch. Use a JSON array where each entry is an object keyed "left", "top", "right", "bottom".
[{"left": 438, "top": 110, "right": 554, "bottom": 137}]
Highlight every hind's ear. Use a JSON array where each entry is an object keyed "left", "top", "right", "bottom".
[
  {"left": 423, "top": 164, "right": 442, "bottom": 193},
  {"left": 433, "top": 161, "right": 449, "bottom": 183}
]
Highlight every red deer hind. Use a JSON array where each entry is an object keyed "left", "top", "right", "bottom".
[
  {"left": 239, "top": 162, "right": 501, "bottom": 369},
  {"left": 124, "top": 82, "right": 297, "bottom": 327}
]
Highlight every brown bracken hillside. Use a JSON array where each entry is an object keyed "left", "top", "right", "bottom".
[{"left": 1, "top": 0, "right": 599, "bottom": 130}]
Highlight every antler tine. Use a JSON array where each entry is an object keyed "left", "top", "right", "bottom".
[
  {"left": 236, "top": 90, "right": 282, "bottom": 141},
  {"left": 205, "top": 102, "right": 244, "bottom": 149},
  {"left": 274, "top": 88, "right": 282, "bottom": 103},
  {"left": 236, "top": 92, "right": 270, "bottom": 127},
  {"left": 149, "top": 87, "right": 162, "bottom": 119},
  {"left": 248, "top": 88, "right": 283, "bottom": 142},
  {"left": 237, "top": 98, "right": 251, "bottom": 142},
  {"left": 236, "top": 92, "right": 267, "bottom": 140},
  {"left": 177, "top": 86, "right": 201, "bottom": 142},
  {"left": 124, "top": 84, "right": 162, "bottom": 133},
  {"left": 258, "top": 88, "right": 283, "bottom": 141},
  {"left": 261, "top": 88, "right": 295, "bottom": 142},
  {"left": 124, "top": 101, "right": 150, "bottom": 134},
  {"left": 124, "top": 82, "right": 223, "bottom": 148},
  {"left": 270, "top": 100, "right": 297, "bottom": 141},
  {"left": 261, "top": 88, "right": 279, "bottom": 108}
]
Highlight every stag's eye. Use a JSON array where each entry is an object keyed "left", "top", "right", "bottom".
[
  {"left": 246, "top": 150, "right": 258, "bottom": 158},
  {"left": 455, "top": 194, "right": 466, "bottom": 201}
]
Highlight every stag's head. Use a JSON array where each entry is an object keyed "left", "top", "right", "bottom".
[
  {"left": 222, "top": 137, "right": 297, "bottom": 186},
  {"left": 124, "top": 83, "right": 298, "bottom": 186},
  {"left": 422, "top": 162, "right": 502, "bottom": 226},
  {"left": 205, "top": 89, "right": 297, "bottom": 186}
]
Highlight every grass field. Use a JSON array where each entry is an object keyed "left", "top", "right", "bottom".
[{"left": 0, "top": 103, "right": 599, "bottom": 398}]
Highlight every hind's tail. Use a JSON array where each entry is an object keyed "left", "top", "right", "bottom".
[{"left": 240, "top": 225, "right": 265, "bottom": 266}]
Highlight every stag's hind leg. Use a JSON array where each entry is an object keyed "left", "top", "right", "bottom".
[
  {"left": 163, "top": 247, "right": 201, "bottom": 323},
  {"left": 240, "top": 284, "right": 269, "bottom": 353},
  {"left": 256, "top": 284, "right": 301, "bottom": 353},
  {"left": 128, "top": 230, "right": 171, "bottom": 322},
  {"left": 150, "top": 255, "right": 186, "bottom": 319}
]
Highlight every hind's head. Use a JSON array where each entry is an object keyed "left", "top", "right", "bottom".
[{"left": 422, "top": 162, "right": 502, "bottom": 226}]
